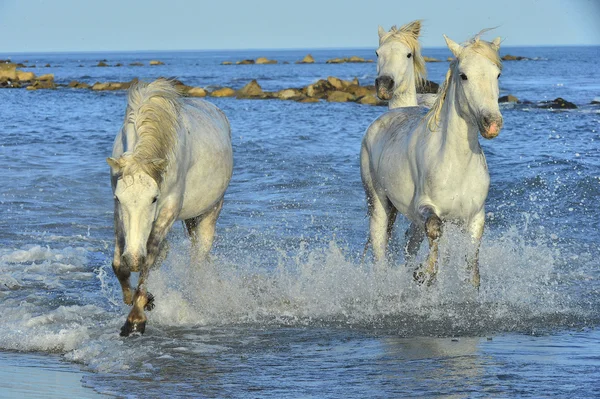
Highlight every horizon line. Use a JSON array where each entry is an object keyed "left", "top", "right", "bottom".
[{"left": 1, "top": 43, "right": 598, "bottom": 56}]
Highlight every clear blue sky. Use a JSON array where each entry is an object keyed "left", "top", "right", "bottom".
[{"left": 0, "top": 0, "right": 598, "bottom": 52}]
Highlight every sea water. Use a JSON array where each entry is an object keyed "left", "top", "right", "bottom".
[{"left": 0, "top": 46, "right": 599, "bottom": 397}]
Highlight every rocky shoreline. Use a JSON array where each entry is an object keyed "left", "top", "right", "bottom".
[{"left": 0, "top": 60, "right": 593, "bottom": 109}]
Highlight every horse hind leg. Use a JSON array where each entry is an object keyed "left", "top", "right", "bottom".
[
  {"left": 185, "top": 198, "right": 224, "bottom": 264},
  {"left": 404, "top": 222, "right": 424, "bottom": 263},
  {"left": 413, "top": 207, "right": 442, "bottom": 286}
]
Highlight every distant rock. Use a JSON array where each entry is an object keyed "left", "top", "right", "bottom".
[
  {"left": 221, "top": 61, "right": 233, "bottom": 65},
  {"left": 327, "top": 76, "right": 346, "bottom": 90},
  {"left": 326, "top": 56, "right": 373, "bottom": 64},
  {"left": 0, "top": 63, "right": 17, "bottom": 80},
  {"left": 186, "top": 87, "right": 207, "bottom": 97},
  {"left": 210, "top": 87, "right": 236, "bottom": 97},
  {"left": 149, "top": 60, "right": 164, "bottom": 66},
  {"left": 539, "top": 97, "right": 577, "bottom": 109},
  {"left": 345, "top": 84, "right": 374, "bottom": 98},
  {"left": 27, "top": 79, "right": 56, "bottom": 90},
  {"left": 423, "top": 56, "right": 441, "bottom": 62},
  {"left": 502, "top": 54, "right": 528, "bottom": 61},
  {"left": 44, "top": 64, "right": 51, "bottom": 67},
  {"left": 419, "top": 80, "right": 439, "bottom": 94},
  {"left": 296, "top": 54, "right": 315, "bottom": 64},
  {"left": 498, "top": 94, "right": 519, "bottom": 103},
  {"left": 327, "top": 91, "right": 355, "bottom": 102},
  {"left": 115, "top": 63, "right": 123, "bottom": 67},
  {"left": 68, "top": 80, "right": 90, "bottom": 89},
  {"left": 91, "top": 81, "right": 134, "bottom": 91},
  {"left": 326, "top": 58, "right": 344, "bottom": 64},
  {"left": 306, "top": 79, "right": 334, "bottom": 98},
  {"left": 591, "top": 97, "right": 600, "bottom": 105},
  {"left": 37, "top": 74, "right": 54, "bottom": 81},
  {"left": 97, "top": 61, "right": 109, "bottom": 67},
  {"left": 236, "top": 59, "right": 255, "bottom": 65},
  {"left": 275, "top": 88, "right": 304, "bottom": 100},
  {"left": 129, "top": 62, "right": 144, "bottom": 66},
  {"left": 447, "top": 57, "right": 453, "bottom": 62},
  {"left": 237, "top": 79, "right": 266, "bottom": 99},
  {"left": 357, "top": 94, "right": 385, "bottom": 106},
  {"left": 256, "top": 57, "right": 277, "bottom": 65},
  {"left": 17, "top": 71, "right": 36, "bottom": 81}
]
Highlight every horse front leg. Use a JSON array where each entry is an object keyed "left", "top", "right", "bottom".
[
  {"left": 120, "top": 206, "right": 177, "bottom": 337},
  {"left": 466, "top": 212, "right": 485, "bottom": 290},
  {"left": 112, "top": 202, "right": 133, "bottom": 305},
  {"left": 369, "top": 194, "right": 397, "bottom": 263},
  {"left": 414, "top": 207, "right": 442, "bottom": 285}
]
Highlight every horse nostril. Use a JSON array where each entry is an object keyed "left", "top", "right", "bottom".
[{"left": 376, "top": 76, "right": 393, "bottom": 90}]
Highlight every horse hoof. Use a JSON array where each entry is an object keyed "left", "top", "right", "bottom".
[
  {"left": 144, "top": 292, "right": 155, "bottom": 311},
  {"left": 120, "top": 319, "right": 146, "bottom": 337},
  {"left": 413, "top": 268, "right": 435, "bottom": 286}
]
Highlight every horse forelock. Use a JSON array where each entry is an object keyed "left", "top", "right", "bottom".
[
  {"left": 379, "top": 20, "right": 426, "bottom": 88},
  {"left": 424, "top": 36, "right": 502, "bottom": 132},
  {"left": 125, "top": 79, "right": 182, "bottom": 185}
]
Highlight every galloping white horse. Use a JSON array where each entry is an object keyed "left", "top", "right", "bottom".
[
  {"left": 361, "top": 33, "right": 503, "bottom": 288},
  {"left": 375, "top": 20, "right": 427, "bottom": 109},
  {"left": 107, "top": 79, "right": 233, "bottom": 336}
]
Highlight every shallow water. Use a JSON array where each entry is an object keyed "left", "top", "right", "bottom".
[{"left": 0, "top": 46, "right": 599, "bottom": 397}]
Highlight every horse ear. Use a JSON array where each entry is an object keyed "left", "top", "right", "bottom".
[
  {"left": 107, "top": 157, "right": 122, "bottom": 171},
  {"left": 491, "top": 37, "right": 502, "bottom": 51},
  {"left": 378, "top": 26, "right": 386, "bottom": 39},
  {"left": 444, "top": 34, "right": 462, "bottom": 57}
]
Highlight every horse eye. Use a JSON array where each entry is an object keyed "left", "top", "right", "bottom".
[
  {"left": 152, "top": 197, "right": 158, "bottom": 204},
  {"left": 460, "top": 73, "right": 468, "bottom": 81},
  {"left": 375, "top": 51, "right": 379, "bottom": 57},
  {"left": 407, "top": 53, "right": 412, "bottom": 59},
  {"left": 497, "top": 73, "right": 501, "bottom": 79}
]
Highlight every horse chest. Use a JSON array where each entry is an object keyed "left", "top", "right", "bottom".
[{"left": 425, "top": 159, "right": 490, "bottom": 217}]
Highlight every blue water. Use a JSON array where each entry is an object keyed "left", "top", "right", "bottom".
[{"left": 0, "top": 46, "right": 599, "bottom": 398}]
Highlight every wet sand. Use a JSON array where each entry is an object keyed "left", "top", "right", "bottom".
[{"left": 0, "top": 352, "right": 109, "bottom": 398}]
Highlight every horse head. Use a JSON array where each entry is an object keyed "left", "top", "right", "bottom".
[
  {"left": 444, "top": 33, "right": 503, "bottom": 139},
  {"left": 375, "top": 20, "right": 425, "bottom": 101},
  {"left": 108, "top": 153, "right": 166, "bottom": 272}
]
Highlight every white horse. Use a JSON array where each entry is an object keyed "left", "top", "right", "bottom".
[
  {"left": 361, "top": 33, "right": 503, "bottom": 288},
  {"left": 107, "top": 79, "right": 233, "bottom": 336},
  {"left": 375, "top": 21, "right": 433, "bottom": 109}
]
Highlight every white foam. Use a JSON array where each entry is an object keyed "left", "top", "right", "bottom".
[{"left": 0, "top": 228, "right": 592, "bottom": 373}]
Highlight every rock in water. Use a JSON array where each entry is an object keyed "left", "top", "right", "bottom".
[
  {"left": 296, "top": 54, "right": 315, "bottom": 64},
  {"left": 237, "top": 80, "right": 265, "bottom": 99},
  {"left": 498, "top": 94, "right": 519, "bottom": 103},
  {"left": 539, "top": 97, "right": 577, "bottom": 109},
  {"left": 256, "top": 57, "right": 277, "bottom": 64},
  {"left": 210, "top": 87, "right": 236, "bottom": 97}
]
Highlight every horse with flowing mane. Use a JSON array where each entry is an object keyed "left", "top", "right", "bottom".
[
  {"left": 361, "top": 32, "right": 503, "bottom": 288},
  {"left": 107, "top": 79, "right": 233, "bottom": 336},
  {"left": 375, "top": 20, "right": 431, "bottom": 109}
]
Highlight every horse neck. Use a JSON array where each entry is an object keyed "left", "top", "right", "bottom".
[
  {"left": 388, "top": 83, "right": 418, "bottom": 109},
  {"left": 436, "top": 82, "right": 481, "bottom": 154},
  {"left": 388, "top": 63, "right": 418, "bottom": 109}
]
